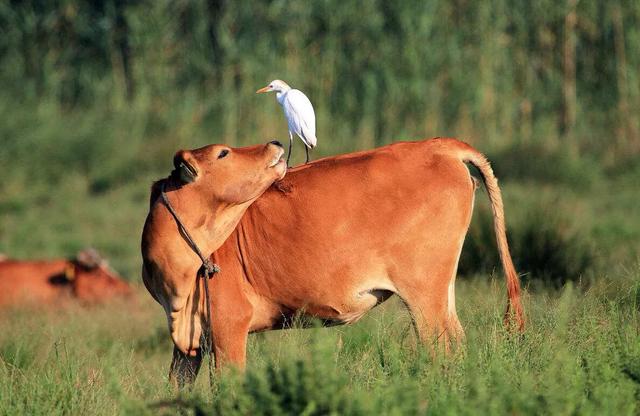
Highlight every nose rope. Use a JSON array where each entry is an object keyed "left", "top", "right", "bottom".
[{"left": 160, "top": 181, "right": 219, "bottom": 389}]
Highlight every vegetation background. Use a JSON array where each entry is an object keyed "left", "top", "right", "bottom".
[{"left": 0, "top": 1, "right": 639, "bottom": 414}]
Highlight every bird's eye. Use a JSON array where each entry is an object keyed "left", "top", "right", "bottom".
[{"left": 218, "top": 149, "right": 229, "bottom": 159}]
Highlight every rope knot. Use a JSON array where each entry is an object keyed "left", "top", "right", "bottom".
[{"left": 202, "top": 260, "right": 221, "bottom": 278}]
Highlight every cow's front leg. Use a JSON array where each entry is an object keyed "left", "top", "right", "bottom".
[
  {"left": 211, "top": 290, "right": 253, "bottom": 370},
  {"left": 210, "top": 303, "right": 252, "bottom": 369},
  {"left": 212, "top": 324, "right": 250, "bottom": 369},
  {"left": 169, "top": 346, "right": 202, "bottom": 388},
  {"left": 208, "top": 253, "right": 255, "bottom": 369}
]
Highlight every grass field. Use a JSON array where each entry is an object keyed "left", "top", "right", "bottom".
[
  {"left": 1, "top": 165, "right": 639, "bottom": 415},
  {"left": 1, "top": 267, "right": 639, "bottom": 415}
]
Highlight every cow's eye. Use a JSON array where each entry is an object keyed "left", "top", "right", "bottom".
[{"left": 218, "top": 149, "right": 229, "bottom": 159}]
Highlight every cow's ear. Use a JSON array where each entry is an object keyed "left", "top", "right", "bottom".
[
  {"left": 65, "top": 264, "right": 76, "bottom": 281},
  {"left": 173, "top": 150, "right": 199, "bottom": 183}
]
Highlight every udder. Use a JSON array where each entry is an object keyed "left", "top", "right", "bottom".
[{"left": 276, "top": 286, "right": 396, "bottom": 329}]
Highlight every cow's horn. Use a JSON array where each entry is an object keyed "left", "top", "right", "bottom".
[{"left": 76, "top": 248, "right": 102, "bottom": 268}]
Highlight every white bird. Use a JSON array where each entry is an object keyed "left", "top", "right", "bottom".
[{"left": 257, "top": 80, "right": 317, "bottom": 164}]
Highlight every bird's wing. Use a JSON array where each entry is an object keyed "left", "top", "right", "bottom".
[{"left": 283, "top": 90, "right": 317, "bottom": 148}]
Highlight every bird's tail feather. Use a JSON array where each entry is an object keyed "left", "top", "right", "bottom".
[{"left": 299, "top": 132, "right": 317, "bottom": 149}]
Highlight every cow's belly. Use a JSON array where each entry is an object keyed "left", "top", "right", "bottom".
[
  {"left": 302, "top": 285, "right": 396, "bottom": 325},
  {"left": 249, "top": 264, "right": 398, "bottom": 331}
]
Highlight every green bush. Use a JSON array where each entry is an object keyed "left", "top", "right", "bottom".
[
  {"left": 214, "top": 360, "right": 364, "bottom": 415},
  {"left": 459, "top": 199, "right": 595, "bottom": 287}
]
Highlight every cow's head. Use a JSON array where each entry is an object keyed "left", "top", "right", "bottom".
[
  {"left": 171, "top": 140, "right": 286, "bottom": 204},
  {"left": 142, "top": 140, "right": 286, "bottom": 356},
  {"left": 66, "top": 249, "right": 132, "bottom": 303}
]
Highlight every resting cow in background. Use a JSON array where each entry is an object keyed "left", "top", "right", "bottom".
[
  {"left": 141, "top": 137, "right": 524, "bottom": 387},
  {"left": 0, "top": 248, "right": 132, "bottom": 307}
]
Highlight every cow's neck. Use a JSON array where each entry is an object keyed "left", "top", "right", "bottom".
[
  {"left": 229, "top": 190, "right": 289, "bottom": 282},
  {"left": 160, "top": 183, "right": 253, "bottom": 260}
]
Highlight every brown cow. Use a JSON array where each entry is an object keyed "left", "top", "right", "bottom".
[
  {"left": 0, "top": 249, "right": 132, "bottom": 307},
  {"left": 141, "top": 138, "right": 523, "bottom": 386}
]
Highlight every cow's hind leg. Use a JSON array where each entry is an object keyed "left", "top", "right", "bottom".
[
  {"left": 398, "top": 281, "right": 450, "bottom": 353},
  {"left": 446, "top": 269, "right": 465, "bottom": 342},
  {"left": 395, "top": 254, "right": 464, "bottom": 353},
  {"left": 169, "top": 346, "right": 202, "bottom": 389}
]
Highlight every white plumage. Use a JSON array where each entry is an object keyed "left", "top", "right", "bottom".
[{"left": 257, "top": 79, "right": 317, "bottom": 164}]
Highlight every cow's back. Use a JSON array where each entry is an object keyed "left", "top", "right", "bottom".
[{"left": 0, "top": 260, "right": 71, "bottom": 307}]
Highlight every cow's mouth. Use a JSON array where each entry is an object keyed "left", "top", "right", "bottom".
[{"left": 179, "top": 161, "right": 198, "bottom": 180}]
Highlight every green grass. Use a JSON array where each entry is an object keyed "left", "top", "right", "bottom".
[{"left": 1, "top": 269, "right": 639, "bottom": 415}]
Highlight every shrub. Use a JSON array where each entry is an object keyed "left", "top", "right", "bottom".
[
  {"left": 459, "top": 200, "right": 595, "bottom": 288},
  {"left": 149, "top": 358, "right": 369, "bottom": 416}
]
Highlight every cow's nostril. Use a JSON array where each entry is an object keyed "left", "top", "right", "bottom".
[{"left": 269, "top": 140, "right": 283, "bottom": 148}]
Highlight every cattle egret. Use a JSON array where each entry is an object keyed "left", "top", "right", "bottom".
[{"left": 256, "top": 80, "right": 317, "bottom": 164}]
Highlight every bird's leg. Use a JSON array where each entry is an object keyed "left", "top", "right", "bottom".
[
  {"left": 305, "top": 146, "right": 310, "bottom": 164},
  {"left": 287, "top": 131, "right": 293, "bottom": 165}
]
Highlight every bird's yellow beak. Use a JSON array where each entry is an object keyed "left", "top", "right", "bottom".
[{"left": 256, "top": 86, "right": 272, "bottom": 94}]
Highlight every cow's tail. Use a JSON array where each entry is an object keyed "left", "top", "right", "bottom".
[{"left": 458, "top": 143, "right": 525, "bottom": 332}]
